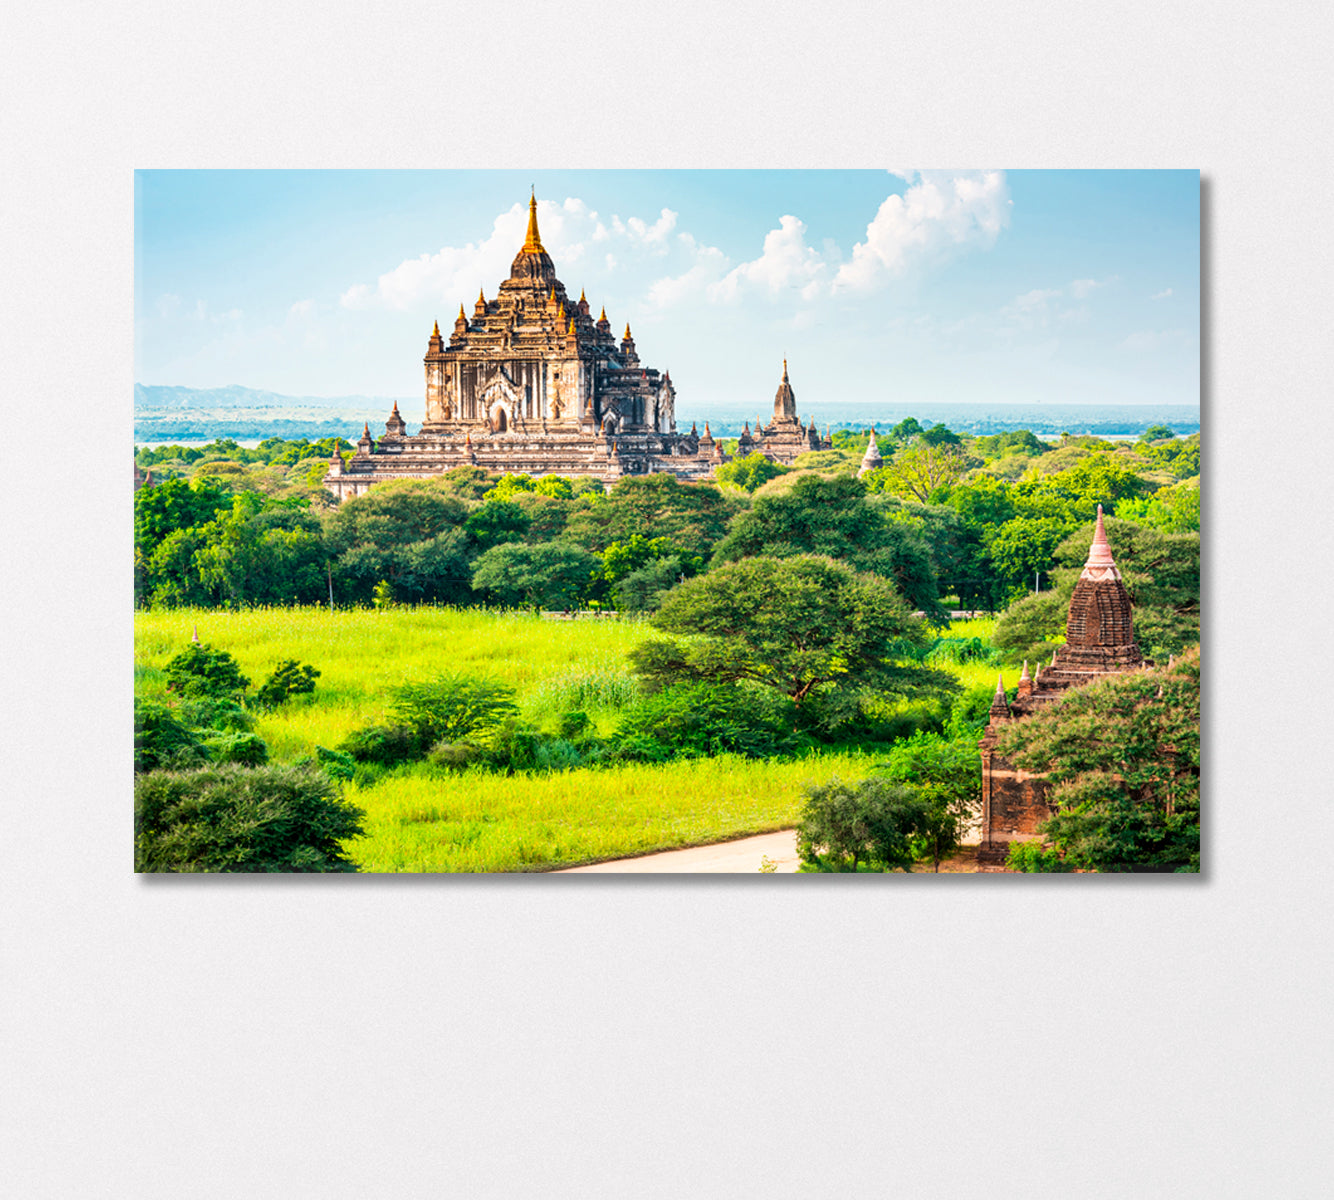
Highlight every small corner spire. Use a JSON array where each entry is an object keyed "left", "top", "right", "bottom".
[
  {"left": 432, "top": 318, "right": 441, "bottom": 337},
  {"left": 623, "top": 323, "right": 632, "bottom": 341},
  {"left": 599, "top": 305, "right": 607, "bottom": 322}
]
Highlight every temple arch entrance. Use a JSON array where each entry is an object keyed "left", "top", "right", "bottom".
[{"left": 494, "top": 407, "right": 508, "bottom": 433}]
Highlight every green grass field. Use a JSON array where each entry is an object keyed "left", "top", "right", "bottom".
[{"left": 135, "top": 606, "right": 1000, "bottom": 872}]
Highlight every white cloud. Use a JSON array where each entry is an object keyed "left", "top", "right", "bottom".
[
  {"left": 708, "top": 215, "right": 828, "bottom": 303},
  {"left": 1151, "top": 287, "right": 1173, "bottom": 300},
  {"left": 1001, "top": 276, "right": 1114, "bottom": 329},
  {"left": 1121, "top": 328, "right": 1188, "bottom": 352},
  {"left": 341, "top": 199, "right": 686, "bottom": 311},
  {"left": 626, "top": 208, "right": 677, "bottom": 247},
  {"left": 647, "top": 239, "right": 728, "bottom": 308},
  {"left": 833, "top": 170, "right": 1010, "bottom": 292}
]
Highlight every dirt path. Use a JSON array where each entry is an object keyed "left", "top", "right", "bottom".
[
  {"left": 555, "top": 830, "right": 801, "bottom": 873},
  {"left": 554, "top": 834, "right": 1001, "bottom": 874}
]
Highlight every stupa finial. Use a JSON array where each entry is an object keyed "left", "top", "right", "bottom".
[{"left": 523, "top": 191, "right": 544, "bottom": 253}]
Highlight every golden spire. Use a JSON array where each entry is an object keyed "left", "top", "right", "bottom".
[
  {"left": 623, "top": 323, "right": 632, "bottom": 341},
  {"left": 432, "top": 319, "right": 441, "bottom": 337},
  {"left": 567, "top": 317, "right": 577, "bottom": 335},
  {"left": 523, "top": 190, "right": 544, "bottom": 253},
  {"left": 783, "top": 358, "right": 789, "bottom": 380},
  {"left": 579, "top": 288, "right": 587, "bottom": 303},
  {"left": 599, "top": 305, "right": 607, "bottom": 322},
  {"left": 457, "top": 303, "right": 465, "bottom": 320}
]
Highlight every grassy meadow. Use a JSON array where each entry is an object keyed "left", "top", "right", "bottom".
[{"left": 135, "top": 606, "right": 1005, "bottom": 872}]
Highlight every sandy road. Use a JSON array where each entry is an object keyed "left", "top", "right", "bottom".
[{"left": 554, "top": 829, "right": 800, "bottom": 874}]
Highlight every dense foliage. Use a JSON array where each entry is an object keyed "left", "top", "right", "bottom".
[
  {"left": 135, "top": 764, "right": 365, "bottom": 872},
  {"left": 133, "top": 417, "right": 1199, "bottom": 873},
  {"left": 631, "top": 554, "right": 947, "bottom": 707},
  {"left": 995, "top": 648, "right": 1200, "bottom": 871}
]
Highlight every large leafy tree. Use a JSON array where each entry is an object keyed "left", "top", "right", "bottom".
[
  {"left": 711, "top": 474, "right": 945, "bottom": 618},
  {"left": 134, "top": 475, "right": 234, "bottom": 557},
  {"left": 327, "top": 479, "right": 471, "bottom": 605},
  {"left": 470, "top": 542, "right": 600, "bottom": 610},
  {"left": 874, "top": 439, "right": 970, "bottom": 503},
  {"left": 714, "top": 452, "right": 790, "bottom": 493},
  {"left": 562, "top": 474, "right": 740, "bottom": 557},
  {"left": 995, "top": 648, "right": 1200, "bottom": 871},
  {"left": 629, "top": 554, "right": 947, "bottom": 707}
]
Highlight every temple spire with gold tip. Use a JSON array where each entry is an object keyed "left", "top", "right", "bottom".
[{"left": 522, "top": 190, "right": 544, "bottom": 253}]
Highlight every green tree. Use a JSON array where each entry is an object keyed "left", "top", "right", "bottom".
[
  {"left": 562, "top": 474, "right": 739, "bottom": 557},
  {"left": 134, "top": 476, "right": 233, "bottom": 557},
  {"left": 712, "top": 474, "right": 945, "bottom": 617},
  {"left": 470, "top": 542, "right": 600, "bottom": 610},
  {"left": 630, "top": 554, "right": 946, "bottom": 708},
  {"left": 164, "top": 643, "right": 251, "bottom": 701},
  {"left": 252, "top": 660, "right": 321, "bottom": 709},
  {"left": 876, "top": 440, "right": 970, "bottom": 503},
  {"left": 135, "top": 764, "right": 366, "bottom": 872},
  {"left": 385, "top": 674, "right": 519, "bottom": 745},
  {"left": 463, "top": 499, "right": 532, "bottom": 551},
  {"left": 796, "top": 776, "right": 927, "bottom": 872},
  {"left": 714, "top": 451, "right": 790, "bottom": 492},
  {"left": 1140, "top": 424, "right": 1176, "bottom": 442},
  {"left": 875, "top": 732, "right": 982, "bottom": 871},
  {"left": 327, "top": 479, "right": 470, "bottom": 605},
  {"left": 995, "top": 649, "right": 1200, "bottom": 871}
]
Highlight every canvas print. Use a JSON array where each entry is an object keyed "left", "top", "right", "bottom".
[{"left": 133, "top": 170, "right": 1201, "bottom": 873}]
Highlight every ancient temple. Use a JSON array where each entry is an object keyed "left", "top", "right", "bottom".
[
  {"left": 977, "top": 507, "right": 1146, "bottom": 863},
  {"left": 740, "top": 361, "right": 828, "bottom": 464},
  {"left": 324, "top": 194, "right": 722, "bottom": 501}
]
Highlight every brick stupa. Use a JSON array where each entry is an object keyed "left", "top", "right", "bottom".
[{"left": 976, "top": 506, "right": 1145, "bottom": 863}]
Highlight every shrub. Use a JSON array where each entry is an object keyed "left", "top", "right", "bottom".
[
  {"left": 177, "top": 697, "right": 255, "bottom": 733},
  {"left": 134, "top": 763, "right": 365, "bottom": 872},
  {"left": 557, "top": 710, "right": 591, "bottom": 739},
  {"left": 796, "top": 776, "right": 927, "bottom": 872},
  {"left": 337, "top": 723, "right": 428, "bottom": 766},
  {"left": 610, "top": 682, "right": 803, "bottom": 762},
  {"left": 426, "top": 740, "right": 485, "bottom": 770},
  {"left": 164, "top": 642, "right": 251, "bottom": 700},
  {"left": 314, "top": 746, "right": 357, "bottom": 781},
  {"left": 1007, "top": 842, "right": 1071, "bottom": 872},
  {"left": 252, "top": 659, "right": 321, "bottom": 709},
  {"left": 202, "top": 730, "right": 269, "bottom": 767},
  {"left": 385, "top": 675, "right": 519, "bottom": 744},
  {"left": 134, "top": 700, "right": 207, "bottom": 773}
]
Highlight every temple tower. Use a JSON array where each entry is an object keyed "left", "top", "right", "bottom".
[{"left": 976, "top": 508, "right": 1147, "bottom": 864}]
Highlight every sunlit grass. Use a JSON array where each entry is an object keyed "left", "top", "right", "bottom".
[
  {"left": 134, "top": 606, "right": 1008, "bottom": 872},
  {"left": 343, "top": 751, "right": 878, "bottom": 872}
]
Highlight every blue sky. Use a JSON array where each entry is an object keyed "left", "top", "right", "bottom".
[{"left": 135, "top": 170, "right": 1199, "bottom": 418}]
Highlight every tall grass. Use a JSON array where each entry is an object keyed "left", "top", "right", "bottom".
[
  {"left": 344, "top": 752, "right": 878, "bottom": 872},
  {"left": 134, "top": 606, "right": 1009, "bottom": 872}
]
